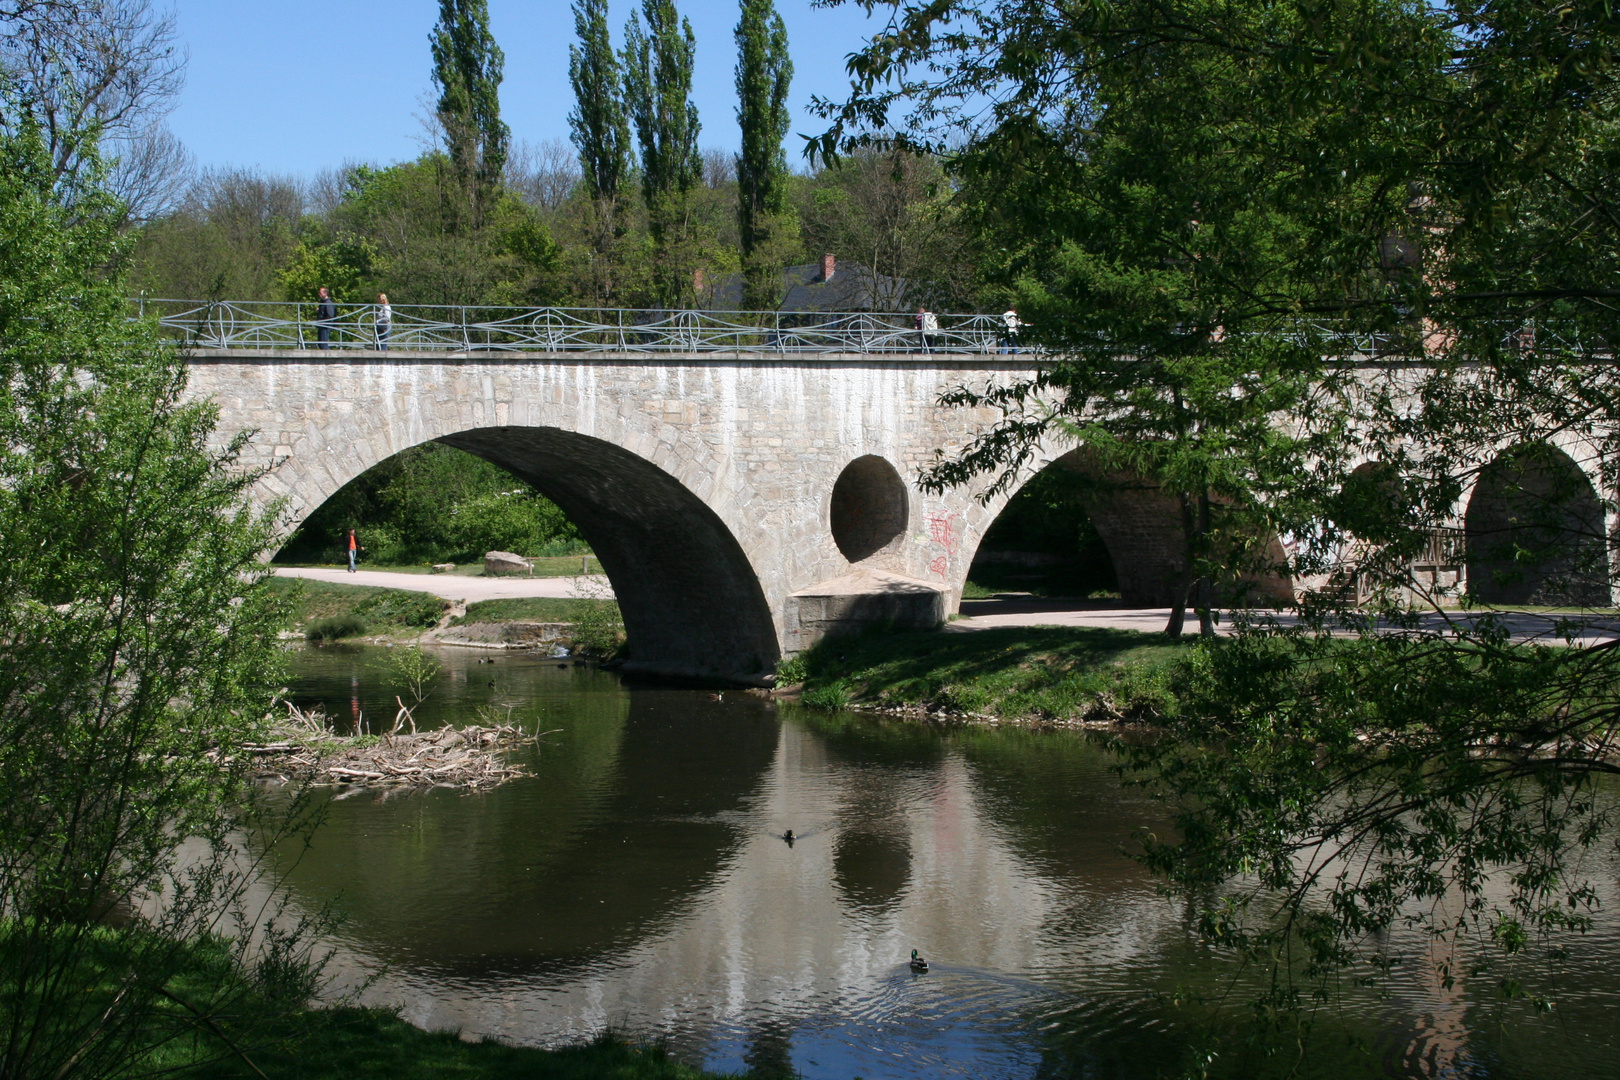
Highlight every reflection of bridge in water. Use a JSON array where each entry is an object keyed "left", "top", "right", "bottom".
[{"left": 175, "top": 300, "right": 1620, "bottom": 681}]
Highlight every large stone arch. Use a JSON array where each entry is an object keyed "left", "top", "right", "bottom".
[
  {"left": 1464, "top": 441, "right": 1608, "bottom": 606},
  {"left": 189, "top": 352, "right": 1045, "bottom": 672},
  {"left": 441, "top": 427, "right": 779, "bottom": 678}
]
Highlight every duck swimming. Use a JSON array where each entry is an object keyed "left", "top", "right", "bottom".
[
  {"left": 782, "top": 829, "right": 795, "bottom": 845},
  {"left": 909, "top": 949, "right": 929, "bottom": 973}
]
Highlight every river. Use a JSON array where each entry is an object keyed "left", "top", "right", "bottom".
[{"left": 281, "top": 644, "right": 1620, "bottom": 1079}]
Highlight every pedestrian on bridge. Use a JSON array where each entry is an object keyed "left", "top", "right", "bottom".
[
  {"left": 1000, "top": 308, "right": 1022, "bottom": 354},
  {"left": 315, "top": 286, "right": 337, "bottom": 350},
  {"left": 375, "top": 293, "right": 391, "bottom": 351},
  {"left": 917, "top": 307, "right": 939, "bottom": 351}
]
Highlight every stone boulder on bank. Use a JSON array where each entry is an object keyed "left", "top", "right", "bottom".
[{"left": 484, "top": 551, "right": 532, "bottom": 576}]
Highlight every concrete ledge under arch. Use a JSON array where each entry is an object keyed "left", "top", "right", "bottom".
[{"left": 437, "top": 426, "right": 779, "bottom": 683}]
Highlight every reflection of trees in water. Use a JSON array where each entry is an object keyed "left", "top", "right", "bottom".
[{"left": 276, "top": 668, "right": 780, "bottom": 971}]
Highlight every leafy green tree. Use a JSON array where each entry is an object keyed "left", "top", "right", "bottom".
[
  {"left": 818, "top": 0, "right": 1620, "bottom": 1041},
  {"left": 430, "top": 0, "right": 510, "bottom": 228},
  {"left": 568, "top": 0, "right": 631, "bottom": 203},
  {"left": 622, "top": 0, "right": 702, "bottom": 304},
  {"left": 0, "top": 103, "right": 316, "bottom": 1076},
  {"left": 734, "top": 0, "right": 793, "bottom": 309}
]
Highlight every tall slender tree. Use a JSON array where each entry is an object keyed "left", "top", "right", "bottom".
[
  {"left": 734, "top": 0, "right": 793, "bottom": 309},
  {"left": 430, "top": 0, "right": 509, "bottom": 228},
  {"left": 622, "top": 0, "right": 702, "bottom": 301},
  {"left": 567, "top": 0, "right": 630, "bottom": 201}
]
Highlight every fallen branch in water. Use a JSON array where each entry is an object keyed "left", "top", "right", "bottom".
[{"left": 243, "top": 703, "right": 533, "bottom": 791}]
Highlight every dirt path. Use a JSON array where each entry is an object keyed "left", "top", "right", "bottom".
[{"left": 272, "top": 566, "right": 615, "bottom": 602}]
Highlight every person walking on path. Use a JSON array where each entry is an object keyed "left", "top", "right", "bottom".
[
  {"left": 1000, "top": 308, "right": 1022, "bottom": 353},
  {"left": 346, "top": 528, "right": 363, "bottom": 573},
  {"left": 315, "top": 286, "right": 337, "bottom": 350},
  {"left": 374, "top": 293, "right": 392, "bottom": 351}
]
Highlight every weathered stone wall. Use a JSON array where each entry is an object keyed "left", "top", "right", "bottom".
[{"left": 186, "top": 350, "right": 1033, "bottom": 678}]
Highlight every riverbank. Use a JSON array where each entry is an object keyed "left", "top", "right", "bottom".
[
  {"left": 266, "top": 577, "right": 619, "bottom": 646},
  {"left": 782, "top": 624, "right": 1193, "bottom": 724},
  {"left": 212, "top": 1007, "right": 739, "bottom": 1079}
]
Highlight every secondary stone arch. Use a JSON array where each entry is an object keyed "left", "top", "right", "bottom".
[
  {"left": 959, "top": 447, "right": 1294, "bottom": 606},
  {"left": 282, "top": 426, "right": 780, "bottom": 683}
]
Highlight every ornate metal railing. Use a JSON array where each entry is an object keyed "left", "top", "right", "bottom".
[{"left": 134, "top": 299, "right": 1026, "bottom": 355}]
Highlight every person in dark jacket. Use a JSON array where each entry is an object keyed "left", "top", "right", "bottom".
[{"left": 315, "top": 286, "right": 337, "bottom": 350}]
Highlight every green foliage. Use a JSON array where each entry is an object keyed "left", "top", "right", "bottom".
[
  {"left": 734, "top": 0, "right": 793, "bottom": 308},
  {"left": 0, "top": 98, "right": 321, "bottom": 1077},
  {"left": 431, "top": 0, "right": 510, "bottom": 226},
  {"left": 568, "top": 0, "right": 632, "bottom": 202},
  {"left": 566, "top": 576, "right": 626, "bottom": 657},
  {"left": 818, "top": 0, "right": 1620, "bottom": 1032},
  {"left": 623, "top": 0, "right": 703, "bottom": 303},
  {"left": 455, "top": 596, "right": 619, "bottom": 625},
  {"left": 306, "top": 614, "right": 368, "bottom": 642},
  {"left": 384, "top": 645, "right": 442, "bottom": 706},
  {"left": 279, "top": 442, "right": 584, "bottom": 565},
  {"left": 279, "top": 232, "right": 377, "bottom": 305},
  {"left": 1121, "top": 625, "right": 1618, "bottom": 1016},
  {"left": 268, "top": 578, "right": 448, "bottom": 634}
]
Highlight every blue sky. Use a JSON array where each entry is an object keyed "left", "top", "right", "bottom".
[{"left": 165, "top": 1, "right": 887, "bottom": 179}]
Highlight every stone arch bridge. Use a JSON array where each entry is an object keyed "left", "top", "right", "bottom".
[{"left": 186, "top": 349, "right": 1616, "bottom": 681}]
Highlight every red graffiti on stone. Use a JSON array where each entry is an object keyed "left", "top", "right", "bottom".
[
  {"left": 927, "top": 514, "right": 959, "bottom": 554},
  {"left": 928, "top": 556, "right": 948, "bottom": 578}
]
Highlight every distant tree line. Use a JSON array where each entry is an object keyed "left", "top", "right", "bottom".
[{"left": 127, "top": 0, "right": 981, "bottom": 314}]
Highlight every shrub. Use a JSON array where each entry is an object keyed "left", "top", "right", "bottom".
[{"left": 306, "top": 615, "right": 367, "bottom": 642}]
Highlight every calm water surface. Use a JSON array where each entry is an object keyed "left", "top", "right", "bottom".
[{"left": 282, "top": 645, "right": 1620, "bottom": 1079}]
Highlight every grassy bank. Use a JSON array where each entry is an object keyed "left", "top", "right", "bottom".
[
  {"left": 449, "top": 595, "right": 620, "bottom": 626},
  {"left": 210, "top": 1007, "right": 738, "bottom": 1080},
  {"left": 784, "top": 625, "right": 1191, "bottom": 722},
  {"left": 266, "top": 577, "right": 447, "bottom": 640}
]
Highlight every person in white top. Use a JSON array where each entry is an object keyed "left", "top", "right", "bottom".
[
  {"left": 374, "top": 293, "right": 392, "bottom": 351},
  {"left": 917, "top": 307, "right": 939, "bottom": 351},
  {"left": 1000, "top": 308, "right": 1021, "bottom": 353}
]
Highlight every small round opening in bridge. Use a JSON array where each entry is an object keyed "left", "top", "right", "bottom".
[{"left": 830, "top": 456, "right": 908, "bottom": 563}]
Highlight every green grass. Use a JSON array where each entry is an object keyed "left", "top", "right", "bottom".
[
  {"left": 212, "top": 1008, "right": 740, "bottom": 1080},
  {"left": 450, "top": 596, "right": 621, "bottom": 626},
  {"left": 266, "top": 577, "right": 448, "bottom": 635},
  {"left": 789, "top": 625, "right": 1191, "bottom": 722}
]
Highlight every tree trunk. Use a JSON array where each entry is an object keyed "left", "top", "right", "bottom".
[
  {"left": 1165, "top": 490, "right": 1196, "bottom": 636},
  {"left": 1196, "top": 491, "right": 1216, "bottom": 636}
]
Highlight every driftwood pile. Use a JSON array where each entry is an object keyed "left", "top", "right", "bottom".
[{"left": 246, "top": 703, "right": 534, "bottom": 791}]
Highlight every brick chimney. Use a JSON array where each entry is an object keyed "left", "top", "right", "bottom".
[{"left": 820, "top": 253, "right": 835, "bottom": 282}]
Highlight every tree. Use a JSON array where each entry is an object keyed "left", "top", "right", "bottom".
[
  {"left": 0, "top": 0, "right": 189, "bottom": 218},
  {"left": 430, "top": 0, "right": 509, "bottom": 228},
  {"left": 568, "top": 0, "right": 630, "bottom": 203},
  {"left": 817, "top": 0, "right": 1620, "bottom": 1049},
  {"left": 734, "top": 0, "right": 793, "bottom": 309},
  {"left": 0, "top": 102, "right": 321, "bottom": 1077},
  {"left": 622, "top": 0, "right": 702, "bottom": 304}
]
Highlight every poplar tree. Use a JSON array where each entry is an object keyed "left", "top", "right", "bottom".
[
  {"left": 734, "top": 0, "right": 793, "bottom": 310},
  {"left": 430, "top": 0, "right": 509, "bottom": 228},
  {"left": 622, "top": 0, "right": 702, "bottom": 302},
  {"left": 567, "top": 0, "right": 630, "bottom": 201}
]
